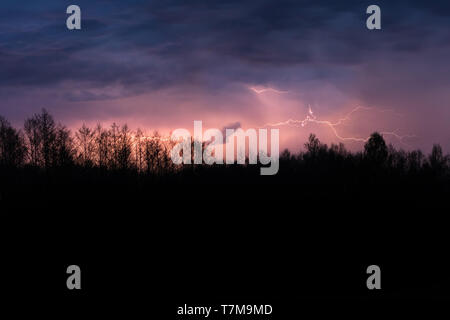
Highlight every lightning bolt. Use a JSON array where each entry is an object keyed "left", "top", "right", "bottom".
[
  {"left": 249, "top": 86, "right": 289, "bottom": 94},
  {"left": 264, "top": 105, "right": 416, "bottom": 146},
  {"left": 248, "top": 86, "right": 416, "bottom": 145}
]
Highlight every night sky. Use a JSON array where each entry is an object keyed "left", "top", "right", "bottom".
[{"left": 1, "top": 0, "right": 449, "bottom": 152}]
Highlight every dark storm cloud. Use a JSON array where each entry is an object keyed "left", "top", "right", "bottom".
[{"left": 2, "top": 0, "right": 448, "bottom": 93}]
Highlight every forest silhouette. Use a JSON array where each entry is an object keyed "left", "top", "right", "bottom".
[{"left": 0, "top": 109, "right": 449, "bottom": 208}]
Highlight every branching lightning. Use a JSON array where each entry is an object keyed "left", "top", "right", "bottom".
[
  {"left": 249, "top": 84, "right": 415, "bottom": 145},
  {"left": 263, "top": 105, "right": 416, "bottom": 146},
  {"left": 249, "top": 86, "right": 289, "bottom": 94}
]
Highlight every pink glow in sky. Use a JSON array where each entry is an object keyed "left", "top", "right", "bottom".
[{"left": 1, "top": 0, "right": 450, "bottom": 153}]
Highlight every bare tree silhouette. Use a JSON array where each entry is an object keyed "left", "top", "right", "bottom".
[
  {"left": 76, "top": 124, "right": 96, "bottom": 167},
  {"left": 0, "top": 116, "right": 26, "bottom": 167}
]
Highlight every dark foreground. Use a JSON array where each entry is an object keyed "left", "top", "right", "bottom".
[
  {"left": 1, "top": 128, "right": 450, "bottom": 317},
  {"left": 2, "top": 163, "right": 450, "bottom": 318}
]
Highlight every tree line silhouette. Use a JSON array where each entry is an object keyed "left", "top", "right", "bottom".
[
  {"left": 1, "top": 109, "right": 175, "bottom": 173},
  {"left": 0, "top": 109, "right": 449, "bottom": 207}
]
